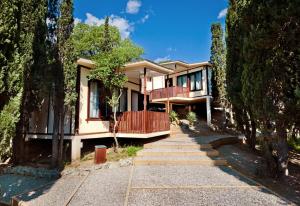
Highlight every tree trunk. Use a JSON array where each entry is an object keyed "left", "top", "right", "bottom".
[
  {"left": 276, "top": 124, "right": 289, "bottom": 177},
  {"left": 51, "top": 94, "right": 60, "bottom": 168},
  {"left": 112, "top": 106, "right": 120, "bottom": 152},
  {"left": 249, "top": 114, "right": 256, "bottom": 150},
  {"left": 58, "top": 105, "right": 65, "bottom": 169}
]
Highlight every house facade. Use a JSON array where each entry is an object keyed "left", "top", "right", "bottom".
[{"left": 27, "top": 58, "right": 212, "bottom": 161}]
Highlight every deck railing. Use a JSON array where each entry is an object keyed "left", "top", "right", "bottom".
[
  {"left": 150, "top": 86, "right": 189, "bottom": 100},
  {"left": 116, "top": 111, "right": 170, "bottom": 133}
]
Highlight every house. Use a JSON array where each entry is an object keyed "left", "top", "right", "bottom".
[{"left": 27, "top": 58, "right": 212, "bottom": 161}]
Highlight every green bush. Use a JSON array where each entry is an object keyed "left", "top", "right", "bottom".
[
  {"left": 126, "top": 146, "right": 143, "bottom": 157},
  {"left": 169, "top": 110, "right": 179, "bottom": 123},
  {"left": 186, "top": 112, "right": 197, "bottom": 126}
]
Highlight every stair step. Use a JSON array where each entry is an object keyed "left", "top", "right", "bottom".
[
  {"left": 137, "top": 149, "right": 219, "bottom": 157},
  {"left": 134, "top": 156, "right": 227, "bottom": 166},
  {"left": 144, "top": 144, "right": 212, "bottom": 149}
]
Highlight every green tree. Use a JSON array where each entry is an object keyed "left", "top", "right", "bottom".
[
  {"left": 89, "top": 18, "right": 143, "bottom": 151},
  {"left": 210, "top": 23, "right": 228, "bottom": 128},
  {"left": 47, "top": 0, "right": 76, "bottom": 168},
  {"left": 0, "top": 0, "right": 47, "bottom": 162},
  {"left": 72, "top": 18, "right": 143, "bottom": 151},
  {"left": 226, "top": 0, "right": 300, "bottom": 177}
]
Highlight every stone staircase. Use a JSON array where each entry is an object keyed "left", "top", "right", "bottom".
[{"left": 134, "top": 126, "right": 227, "bottom": 166}]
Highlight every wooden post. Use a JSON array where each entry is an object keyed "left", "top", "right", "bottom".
[
  {"left": 143, "top": 68, "right": 147, "bottom": 133},
  {"left": 166, "top": 75, "right": 170, "bottom": 113}
]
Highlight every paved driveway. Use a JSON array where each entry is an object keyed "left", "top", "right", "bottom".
[{"left": 68, "top": 165, "right": 292, "bottom": 206}]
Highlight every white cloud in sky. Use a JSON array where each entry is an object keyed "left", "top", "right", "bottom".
[
  {"left": 126, "top": 0, "right": 142, "bottom": 14},
  {"left": 140, "top": 14, "right": 149, "bottom": 23},
  {"left": 74, "top": 17, "right": 82, "bottom": 25},
  {"left": 154, "top": 55, "right": 171, "bottom": 63},
  {"left": 218, "top": 8, "right": 228, "bottom": 19},
  {"left": 84, "top": 13, "right": 133, "bottom": 39}
]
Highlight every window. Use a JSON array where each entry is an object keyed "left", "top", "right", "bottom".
[
  {"left": 177, "top": 75, "right": 187, "bottom": 87},
  {"left": 88, "top": 81, "right": 100, "bottom": 119},
  {"left": 189, "top": 71, "right": 202, "bottom": 91},
  {"left": 118, "top": 89, "right": 128, "bottom": 112}
]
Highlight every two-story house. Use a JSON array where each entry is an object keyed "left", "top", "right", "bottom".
[{"left": 27, "top": 58, "right": 212, "bottom": 161}]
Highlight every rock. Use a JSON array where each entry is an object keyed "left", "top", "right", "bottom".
[
  {"left": 108, "top": 162, "right": 119, "bottom": 169},
  {"left": 119, "top": 158, "right": 133, "bottom": 167}
]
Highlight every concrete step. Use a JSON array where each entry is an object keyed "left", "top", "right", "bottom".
[
  {"left": 144, "top": 143, "right": 212, "bottom": 149},
  {"left": 133, "top": 156, "right": 227, "bottom": 166},
  {"left": 137, "top": 148, "right": 219, "bottom": 157}
]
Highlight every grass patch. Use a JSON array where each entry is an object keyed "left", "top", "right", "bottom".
[{"left": 81, "top": 145, "right": 143, "bottom": 163}]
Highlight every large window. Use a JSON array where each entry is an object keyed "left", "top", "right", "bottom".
[
  {"left": 177, "top": 75, "right": 187, "bottom": 87},
  {"left": 189, "top": 71, "right": 202, "bottom": 91},
  {"left": 88, "top": 81, "right": 100, "bottom": 119},
  {"left": 176, "top": 71, "right": 202, "bottom": 91}
]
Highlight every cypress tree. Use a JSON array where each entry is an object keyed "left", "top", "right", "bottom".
[
  {"left": 0, "top": 0, "right": 47, "bottom": 162},
  {"left": 210, "top": 23, "right": 227, "bottom": 127}
]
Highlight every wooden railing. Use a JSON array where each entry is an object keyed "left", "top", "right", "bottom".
[
  {"left": 150, "top": 86, "right": 189, "bottom": 100},
  {"left": 116, "top": 111, "right": 170, "bottom": 133}
]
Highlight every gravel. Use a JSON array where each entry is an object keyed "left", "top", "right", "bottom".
[
  {"left": 0, "top": 174, "right": 51, "bottom": 204},
  {"left": 14, "top": 172, "right": 88, "bottom": 206},
  {"left": 68, "top": 167, "right": 131, "bottom": 206},
  {"left": 131, "top": 165, "right": 258, "bottom": 188},
  {"left": 128, "top": 187, "right": 292, "bottom": 206}
]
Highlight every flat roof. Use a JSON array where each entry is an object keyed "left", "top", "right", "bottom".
[{"left": 77, "top": 58, "right": 173, "bottom": 75}]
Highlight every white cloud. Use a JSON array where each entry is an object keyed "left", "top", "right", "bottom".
[
  {"left": 84, "top": 13, "right": 133, "bottom": 39},
  {"left": 154, "top": 55, "right": 171, "bottom": 63},
  {"left": 126, "top": 0, "right": 142, "bottom": 14},
  {"left": 74, "top": 18, "right": 82, "bottom": 25},
  {"left": 218, "top": 8, "right": 228, "bottom": 19},
  {"left": 140, "top": 14, "right": 149, "bottom": 23},
  {"left": 85, "top": 13, "right": 105, "bottom": 26}
]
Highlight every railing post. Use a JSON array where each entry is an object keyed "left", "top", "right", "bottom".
[{"left": 143, "top": 68, "right": 147, "bottom": 133}]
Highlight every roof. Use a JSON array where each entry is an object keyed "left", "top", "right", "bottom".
[
  {"left": 77, "top": 58, "right": 173, "bottom": 75},
  {"left": 160, "top": 60, "right": 212, "bottom": 69}
]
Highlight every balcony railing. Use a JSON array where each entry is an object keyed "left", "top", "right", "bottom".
[
  {"left": 115, "top": 111, "right": 170, "bottom": 133},
  {"left": 150, "top": 86, "right": 189, "bottom": 100}
]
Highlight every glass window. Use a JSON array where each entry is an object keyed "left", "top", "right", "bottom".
[
  {"left": 190, "top": 74, "right": 195, "bottom": 91},
  {"left": 118, "top": 89, "right": 127, "bottom": 112},
  {"left": 195, "top": 71, "right": 202, "bottom": 90},
  {"left": 89, "top": 81, "right": 100, "bottom": 118},
  {"left": 177, "top": 75, "right": 187, "bottom": 87}
]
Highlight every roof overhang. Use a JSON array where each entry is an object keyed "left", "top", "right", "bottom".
[
  {"left": 77, "top": 58, "right": 173, "bottom": 77},
  {"left": 160, "top": 61, "right": 212, "bottom": 69}
]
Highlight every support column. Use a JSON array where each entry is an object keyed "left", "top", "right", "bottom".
[
  {"left": 143, "top": 68, "right": 147, "bottom": 133},
  {"left": 206, "top": 97, "right": 211, "bottom": 126},
  {"left": 166, "top": 75, "right": 170, "bottom": 113},
  {"left": 71, "top": 137, "right": 82, "bottom": 162}
]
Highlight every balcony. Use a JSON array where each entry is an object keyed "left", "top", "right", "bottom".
[
  {"left": 150, "top": 86, "right": 189, "bottom": 101},
  {"left": 116, "top": 111, "right": 170, "bottom": 134}
]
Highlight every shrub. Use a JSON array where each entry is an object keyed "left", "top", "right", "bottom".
[
  {"left": 186, "top": 112, "right": 197, "bottom": 126},
  {"left": 126, "top": 146, "right": 143, "bottom": 157},
  {"left": 169, "top": 110, "right": 179, "bottom": 123}
]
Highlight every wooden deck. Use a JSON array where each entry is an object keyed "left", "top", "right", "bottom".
[
  {"left": 150, "top": 86, "right": 189, "bottom": 101},
  {"left": 116, "top": 111, "right": 170, "bottom": 134}
]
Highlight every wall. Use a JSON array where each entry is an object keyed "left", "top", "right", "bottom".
[{"left": 78, "top": 67, "right": 110, "bottom": 134}]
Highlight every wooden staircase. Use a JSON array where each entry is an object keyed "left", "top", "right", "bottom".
[{"left": 134, "top": 126, "right": 227, "bottom": 166}]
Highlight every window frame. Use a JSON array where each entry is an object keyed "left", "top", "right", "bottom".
[
  {"left": 189, "top": 70, "right": 202, "bottom": 91},
  {"left": 176, "top": 71, "right": 203, "bottom": 91},
  {"left": 87, "top": 80, "right": 101, "bottom": 121}
]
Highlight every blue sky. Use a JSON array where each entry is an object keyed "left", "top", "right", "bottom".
[{"left": 74, "top": 0, "right": 228, "bottom": 63}]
